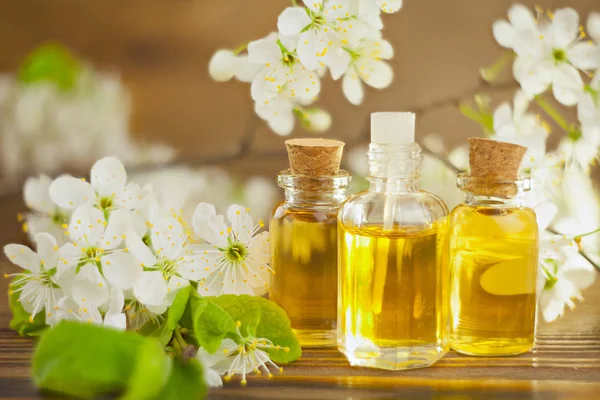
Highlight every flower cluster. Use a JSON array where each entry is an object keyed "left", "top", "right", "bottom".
[
  {"left": 0, "top": 44, "right": 174, "bottom": 187},
  {"left": 459, "top": 5, "right": 600, "bottom": 322},
  {"left": 209, "top": 0, "right": 403, "bottom": 135},
  {"left": 4, "top": 157, "right": 272, "bottom": 331}
]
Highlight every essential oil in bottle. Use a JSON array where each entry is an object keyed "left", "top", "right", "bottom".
[
  {"left": 270, "top": 138, "right": 351, "bottom": 347},
  {"left": 447, "top": 138, "right": 539, "bottom": 356},
  {"left": 338, "top": 112, "right": 449, "bottom": 370}
]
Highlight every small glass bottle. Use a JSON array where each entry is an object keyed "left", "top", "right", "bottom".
[
  {"left": 270, "top": 138, "right": 351, "bottom": 347},
  {"left": 338, "top": 112, "right": 449, "bottom": 370},
  {"left": 447, "top": 138, "right": 538, "bottom": 356}
]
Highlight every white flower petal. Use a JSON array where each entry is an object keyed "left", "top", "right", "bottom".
[
  {"left": 192, "top": 203, "right": 229, "bottom": 246},
  {"left": 4, "top": 244, "right": 40, "bottom": 273},
  {"left": 248, "top": 36, "right": 281, "bottom": 65},
  {"left": 24, "top": 175, "right": 55, "bottom": 214},
  {"left": 302, "top": 0, "right": 323, "bottom": 13},
  {"left": 359, "top": 59, "right": 393, "bottom": 89},
  {"left": 179, "top": 257, "right": 212, "bottom": 281},
  {"left": 34, "top": 233, "right": 59, "bottom": 269},
  {"left": 265, "top": 107, "right": 295, "bottom": 136},
  {"left": 57, "top": 243, "right": 81, "bottom": 277},
  {"left": 68, "top": 205, "right": 106, "bottom": 247},
  {"left": 204, "top": 368, "right": 223, "bottom": 388},
  {"left": 513, "top": 56, "right": 552, "bottom": 96},
  {"left": 126, "top": 234, "right": 158, "bottom": 268},
  {"left": 103, "top": 313, "right": 127, "bottom": 330},
  {"left": 278, "top": 7, "right": 312, "bottom": 37},
  {"left": 227, "top": 205, "right": 254, "bottom": 241},
  {"left": 567, "top": 42, "right": 600, "bottom": 71},
  {"left": 166, "top": 276, "right": 190, "bottom": 304},
  {"left": 72, "top": 264, "right": 109, "bottom": 308},
  {"left": 107, "top": 285, "right": 125, "bottom": 316},
  {"left": 304, "top": 108, "right": 332, "bottom": 132},
  {"left": 508, "top": 4, "right": 537, "bottom": 30},
  {"left": 151, "top": 218, "right": 185, "bottom": 260},
  {"left": 342, "top": 69, "right": 364, "bottom": 105},
  {"left": 551, "top": 8, "right": 580, "bottom": 49},
  {"left": 493, "top": 20, "right": 516, "bottom": 49},
  {"left": 102, "top": 251, "right": 141, "bottom": 290},
  {"left": 379, "top": 40, "right": 394, "bottom": 60},
  {"left": 588, "top": 12, "right": 600, "bottom": 43},
  {"left": 49, "top": 175, "right": 94, "bottom": 209},
  {"left": 208, "top": 49, "right": 237, "bottom": 82},
  {"left": 134, "top": 271, "right": 167, "bottom": 307},
  {"left": 551, "top": 64, "right": 584, "bottom": 106},
  {"left": 100, "top": 209, "right": 133, "bottom": 250},
  {"left": 326, "top": 47, "right": 351, "bottom": 80},
  {"left": 91, "top": 157, "right": 127, "bottom": 198},
  {"left": 234, "top": 55, "right": 263, "bottom": 83},
  {"left": 296, "top": 31, "right": 323, "bottom": 71}
]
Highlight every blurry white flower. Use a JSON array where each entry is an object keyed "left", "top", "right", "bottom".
[
  {"left": 127, "top": 218, "right": 204, "bottom": 308},
  {"left": 342, "top": 39, "right": 394, "bottom": 105},
  {"left": 277, "top": 0, "right": 365, "bottom": 71},
  {"left": 248, "top": 33, "right": 322, "bottom": 136},
  {"left": 4, "top": 233, "right": 63, "bottom": 325},
  {"left": 570, "top": 73, "right": 600, "bottom": 170},
  {"left": 538, "top": 235, "right": 596, "bottom": 322},
  {"left": 192, "top": 204, "right": 271, "bottom": 296},
  {"left": 588, "top": 12, "right": 600, "bottom": 42},
  {"left": 491, "top": 91, "right": 549, "bottom": 171},
  {"left": 297, "top": 107, "right": 332, "bottom": 132},
  {"left": 493, "top": 4, "right": 537, "bottom": 49},
  {"left": 208, "top": 49, "right": 263, "bottom": 83},
  {"left": 209, "top": 50, "right": 239, "bottom": 82},
  {"left": 50, "top": 157, "right": 144, "bottom": 211},
  {"left": 499, "top": 7, "right": 600, "bottom": 105},
  {"left": 21, "top": 175, "right": 70, "bottom": 244},
  {"left": 239, "top": 176, "right": 279, "bottom": 223},
  {"left": 377, "top": 0, "right": 403, "bottom": 14}
]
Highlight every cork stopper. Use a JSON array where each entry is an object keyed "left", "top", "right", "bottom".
[
  {"left": 465, "top": 138, "right": 527, "bottom": 198},
  {"left": 285, "top": 138, "right": 344, "bottom": 176}
]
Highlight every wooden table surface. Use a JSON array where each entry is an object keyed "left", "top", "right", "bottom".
[{"left": 0, "top": 195, "right": 599, "bottom": 399}]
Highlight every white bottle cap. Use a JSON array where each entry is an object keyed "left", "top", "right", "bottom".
[{"left": 370, "top": 112, "right": 415, "bottom": 145}]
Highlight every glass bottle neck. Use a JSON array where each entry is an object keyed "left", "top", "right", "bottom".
[
  {"left": 278, "top": 170, "right": 351, "bottom": 207},
  {"left": 367, "top": 143, "right": 421, "bottom": 194},
  {"left": 463, "top": 192, "right": 526, "bottom": 208},
  {"left": 458, "top": 174, "right": 532, "bottom": 208}
]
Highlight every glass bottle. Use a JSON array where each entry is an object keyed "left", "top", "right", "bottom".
[
  {"left": 270, "top": 139, "right": 351, "bottom": 347},
  {"left": 338, "top": 112, "right": 449, "bottom": 370},
  {"left": 447, "top": 174, "right": 539, "bottom": 356}
]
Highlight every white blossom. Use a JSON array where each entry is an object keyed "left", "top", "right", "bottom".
[
  {"left": 21, "top": 175, "right": 70, "bottom": 244},
  {"left": 4, "top": 233, "right": 63, "bottom": 325},
  {"left": 342, "top": 39, "right": 394, "bottom": 105},
  {"left": 127, "top": 217, "right": 204, "bottom": 308},
  {"left": 495, "top": 6, "right": 600, "bottom": 105},
  {"left": 277, "top": 0, "right": 365, "bottom": 72},
  {"left": 377, "top": 0, "right": 403, "bottom": 14},
  {"left": 208, "top": 49, "right": 263, "bottom": 83},
  {"left": 192, "top": 204, "right": 271, "bottom": 296},
  {"left": 49, "top": 157, "right": 144, "bottom": 211}
]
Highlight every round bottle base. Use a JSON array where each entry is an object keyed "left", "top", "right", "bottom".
[
  {"left": 340, "top": 344, "right": 447, "bottom": 371},
  {"left": 294, "top": 329, "right": 337, "bottom": 348},
  {"left": 451, "top": 336, "right": 533, "bottom": 356}
]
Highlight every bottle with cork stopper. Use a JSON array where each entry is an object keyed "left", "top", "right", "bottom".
[
  {"left": 338, "top": 112, "right": 449, "bottom": 370},
  {"left": 447, "top": 138, "right": 539, "bottom": 356},
  {"left": 270, "top": 138, "right": 351, "bottom": 347}
]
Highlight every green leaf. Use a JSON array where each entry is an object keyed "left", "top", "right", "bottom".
[
  {"left": 210, "top": 295, "right": 301, "bottom": 363},
  {"left": 122, "top": 339, "right": 172, "bottom": 400},
  {"left": 18, "top": 42, "right": 82, "bottom": 91},
  {"left": 8, "top": 277, "right": 47, "bottom": 336},
  {"left": 139, "top": 286, "right": 191, "bottom": 346},
  {"left": 180, "top": 290, "right": 237, "bottom": 353},
  {"left": 155, "top": 358, "right": 207, "bottom": 400},
  {"left": 33, "top": 321, "right": 149, "bottom": 398}
]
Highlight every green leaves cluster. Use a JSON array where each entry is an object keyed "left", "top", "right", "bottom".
[
  {"left": 33, "top": 321, "right": 207, "bottom": 400},
  {"left": 140, "top": 288, "right": 301, "bottom": 364},
  {"left": 30, "top": 288, "right": 301, "bottom": 399}
]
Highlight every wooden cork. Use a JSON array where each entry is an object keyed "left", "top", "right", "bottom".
[
  {"left": 285, "top": 138, "right": 344, "bottom": 176},
  {"left": 466, "top": 138, "right": 527, "bottom": 198}
]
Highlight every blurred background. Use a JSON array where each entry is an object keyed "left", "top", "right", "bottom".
[{"left": 0, "top": 0, "right": 599, "bottom": 222}]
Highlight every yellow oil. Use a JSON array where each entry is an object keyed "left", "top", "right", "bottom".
[
  {"left": 338, "top": 224, "right": 448, "bottom": 370},
  {"left": 447, "top": 204, "right": 538, "bottom": 356},
  {"left": 270, "top": 203, "right": 339, "bottom": 347}
]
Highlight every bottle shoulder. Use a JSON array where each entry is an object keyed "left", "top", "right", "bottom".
[
  {"left": 448, "top": 203, "right": 538, "bottom": 237},
  {"left": 340, "top": 189, "right": 448, "bottom": 231}
]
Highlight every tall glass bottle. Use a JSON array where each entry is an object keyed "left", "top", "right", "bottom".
[
  {"left": 447, "top": 138, "right": 538, "bottom": 356},
  {"left": 338, "top": 112, "right": 449, "bottom": 370},
  {"left": 270, "top": 138, "right": 351, "bottom": 347}
]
